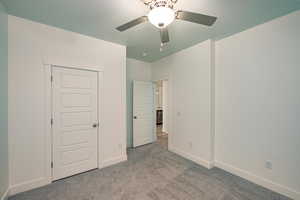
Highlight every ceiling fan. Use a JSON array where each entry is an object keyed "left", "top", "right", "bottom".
[{"left": 116, "top": 0, "right": 217, "bottom": 45}]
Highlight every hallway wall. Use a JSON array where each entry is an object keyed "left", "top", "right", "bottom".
[
  {"left": 0, "top": 2, "right": 8, "bottom": 199},
  {"left": 162, "top": 80, "right": 168, "bottom": 133},
  {"left": 151, "top": 40, "right": 215, "bottom": 169}
]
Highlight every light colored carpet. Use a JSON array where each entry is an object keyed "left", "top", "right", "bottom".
[{"left": 9, "top": 143, "right": 291, "bottom": 200}]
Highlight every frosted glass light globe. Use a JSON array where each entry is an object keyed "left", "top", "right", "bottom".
[{"left": 148, "top": 7, "right": 175, "bottom": 29}]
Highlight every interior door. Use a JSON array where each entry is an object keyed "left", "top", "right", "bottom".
[
  {"left": 133, "top": 81, "right": 156, "bottom": 147},
  {"left": 52, "top": 66, "right": 98, "bottom": 181}
]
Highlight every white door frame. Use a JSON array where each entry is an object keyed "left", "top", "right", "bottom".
[{"left": 44, "top": 64, "right": 104, "bottom": 182}]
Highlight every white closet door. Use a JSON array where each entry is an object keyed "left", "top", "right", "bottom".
[
  {"left": 52, "top": 67, "right": 98, "bottom": 181},
  {"left": 133, "top": 81, "right": 156, "bottom": 147}
]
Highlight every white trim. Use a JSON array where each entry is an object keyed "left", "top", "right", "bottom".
[
  {"left": 153, "top": 83, "right": 157, "bottom": 142},
  {"left": 169, "top": 147, "right": 214, "bottom": 169},
  {"left": 1, "top": 188, "right": 9, "bottom": 200},
  {"left": 152, "top": 76, "right": 169, "bottom": 82},
  {"left": 100, "top": 155, "right": 128, "bottom": 169},
  {"left": 121, "top": 57, "right": 127, "bottom": 156},
  {"left": 166, "top": 75, "right": 172, "bottom": 151},
  {"left": 97, "top": 71, "right": 105, "bottom": 169},
  {"left": 44, "top": 64, "right": 52, "bottom": 182},
  {"left": 215, "top": 161, "right": 300, "bottom": 200},
  {"left": 9, "top": 177, "right": 51, "bottom": 196},
  {"left": 210, "top": 40, "right": 215, "bottom": 163},
  {"left": 42, "top": 62, "right": 104, "bottom": 73}
]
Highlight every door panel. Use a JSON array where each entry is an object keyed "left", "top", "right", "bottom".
[
  {"left": 133, "top": 81, "right": 155, "bottom": 147},
  {"left": 61, "top": 93, "right": 92, "bottom": 107},
  {"left": 52, "top": 67, "right": 98, "bottom": 181}
]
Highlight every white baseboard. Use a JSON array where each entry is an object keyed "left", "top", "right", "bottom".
[
  {"left": 8, "top": 155, "right": 128, "bottom": 197},
  {"left": 1, "top": 188, "right": 9, "bottom": 200},
  {"left": 9, "top": 177, "right": 51, "bottom": 196},
  {"left": 169, "top": 147, "right": 214, "bottom": 169},
  {"left": 215, "top": 161, "right": 300, "bottom": 200},
  {"left": 101, "top": 155, "right": 128, "bottom": 169}
]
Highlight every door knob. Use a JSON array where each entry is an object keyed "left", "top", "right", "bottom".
[
  {"left": 92, "top": 123, "right": 99, "bottom": 128},
  {"left": 133, "top": 116, "right": 137, "bottom": 119}
]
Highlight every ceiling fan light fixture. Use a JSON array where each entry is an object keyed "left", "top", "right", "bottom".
[
  {"left": 116, "top": 0, "right": 217, "bottom": 47},
  {"left": 148, "top": 7, "right": 175, "bottom": 29}
]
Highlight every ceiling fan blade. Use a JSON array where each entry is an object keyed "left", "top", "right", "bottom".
[
  {"left": 116, "top": 16, "right": 148, "bottom": 32},
  {"left": 160, "top": 28, "right": 170, "bottom": 44},
  {"left": 176, "top": 10, "right": 217, "bottom": 26}
]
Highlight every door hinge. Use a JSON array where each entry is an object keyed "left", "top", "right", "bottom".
[
  {"left": 51, "top": 162, "right": 53, "bottom": 168},
  {"left": 51, "top": 118, "right": 53, "bottom": 126},
  {"left": 51, "top": 75, "right": 53, "bottom": 82}
]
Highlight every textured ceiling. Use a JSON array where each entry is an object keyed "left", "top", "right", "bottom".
[{"left": 2, "top": 0, "right": 300, "bottom": 62}]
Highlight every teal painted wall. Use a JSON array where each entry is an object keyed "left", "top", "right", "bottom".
[{"left": 0, "top": 2, "right": 8, "bottom": 198}]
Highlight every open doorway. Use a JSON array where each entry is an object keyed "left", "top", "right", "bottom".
[{"left": 155, "top": 80, "right": 168, "bottom": 149}]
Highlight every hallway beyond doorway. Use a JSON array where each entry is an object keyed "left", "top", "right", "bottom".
[
  {"left": 155, "top": 79, "right": 169, "bottom": 149},
  {"left": 157, "top": 125, "right": 168, "bottom": 149}
]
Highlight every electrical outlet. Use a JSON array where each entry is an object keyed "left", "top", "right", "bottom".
[
  {"left": 265, "top": 161, "right": 272, "bottom": 170},
  {"left": 188, "top": 142, "right": 193, "bottom": 149}
]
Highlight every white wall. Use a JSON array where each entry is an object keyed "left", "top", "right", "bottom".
[
  {"left": 150, "top": 11, "right": 300, "bottom": 198},
  {"left": 0, "top": 2, "right": 9, "bottom": 200},
  {"left": 152, "top": 40, "right": 214, "bottom": 168},
  {"left": 155, "top": 81, "right": 163, "bottom": 110},
  {"left": 126, "top": 58, "right": 152, "bottom": 147},
  {"left": 8, "top": 15, "right": 127, "bottom": 195},
  {"left": 215, "top": 11, "right": 300, "bottom": 199},
  {"left": 7, "top": 8, "right": 299, "bottom": 200},
  {"left": 162, "top": 80, "right": 168, "bottom": 133}
]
